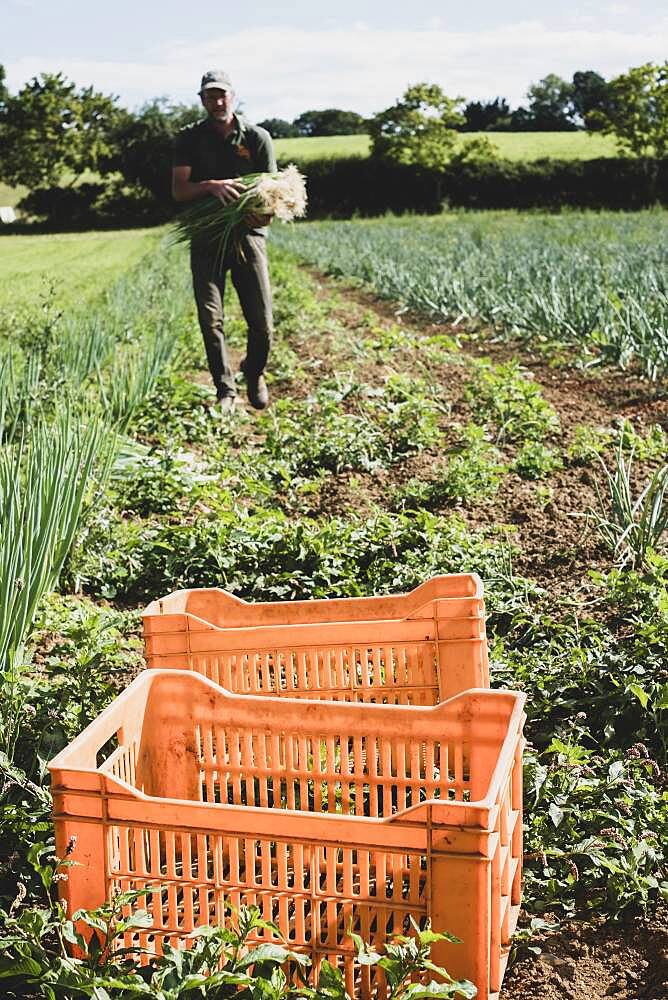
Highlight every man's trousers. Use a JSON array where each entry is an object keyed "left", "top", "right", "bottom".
[{"left": 190, "top": 233, "right": 273, "bottom": 398}]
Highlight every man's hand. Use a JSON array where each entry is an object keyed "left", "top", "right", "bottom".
[{"left": 204, "top": 178, "right": 245, "bottom": 204}]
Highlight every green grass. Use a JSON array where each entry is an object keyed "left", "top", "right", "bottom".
[
  {"left": 276, "top": 134, "right": 371, "bottom": 161},
  {"left": 276, "top": 131, "right": 621, "bottom": 162},
  {"left": 478, "top": 131, "right": 620, "bottom": 161},
  {"left": 0, "top": 180, "right": 27, "bottom": 209},
  {"left": 0, "top": 228, "right": 164, "bottom": 312}
]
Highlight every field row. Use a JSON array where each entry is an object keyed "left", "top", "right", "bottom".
[
  {"left": 272, "top": 210, "right": 668, "bottom": 378},
  {"left": 0, "top": 219, "right": 666, "bottom": 996}
]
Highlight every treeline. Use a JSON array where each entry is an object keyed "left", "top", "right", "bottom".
[
  {"left": 0, "top": 61, "right": 665, "bottom": 226},
  {"left": 260, "top": 70, "right": 617, "bottom": 137}
]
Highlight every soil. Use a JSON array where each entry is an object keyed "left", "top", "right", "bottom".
[
  {"left": 267, "top": 267, "right": 667, "bottom": 597},
  {"left": 501, "top": 909, "right": 668, "bottom": 1000},
  {"left": 274, "top": 267, "right": 668, "bottom": 1000}
]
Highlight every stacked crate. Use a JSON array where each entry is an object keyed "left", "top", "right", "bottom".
[
  {"left": 50, "top": 575, "right": 525, "bottom": 1000},
  {"left": 141, "top": 574, "right": 489, "bottom": 704}
]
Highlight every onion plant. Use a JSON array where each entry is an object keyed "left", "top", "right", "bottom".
[
  {"left": 0, "top": 354, "right": 43, "bottom": 446},
  {"left": 97, "top": 330, "right": 176, "bottom": 432},
  {"left": 0, "top": 409, "right": 115, "bottom": 757},
  {"left": 593, "top": 442, "right": 668, "bottom": 569},
  {"left": 271, "top": 211, "right": 668, "bottom": 377},
  {"left": 172, "top": 165, "right": 307, "bottom": 268}
]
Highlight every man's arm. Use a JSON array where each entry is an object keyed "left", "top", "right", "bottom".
[{"left": 171, "top": 165, "right": 244, "bottom": 204}]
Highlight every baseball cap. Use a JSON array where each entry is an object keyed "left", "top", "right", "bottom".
[{"left": 199, "top": 70, "right": 233, "bottom": 94}]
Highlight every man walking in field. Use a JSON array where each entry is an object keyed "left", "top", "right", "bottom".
[{"left": 172, "top": 70, "right": 276, "bottom": 412}]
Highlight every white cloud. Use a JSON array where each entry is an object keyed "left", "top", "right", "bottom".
[{"left": 6, "top": 19, "right": 668, "bottom": 119}]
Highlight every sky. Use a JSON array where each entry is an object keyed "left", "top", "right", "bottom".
[{"left": 2, "top": 1, "right": 667, "bottom": 121}]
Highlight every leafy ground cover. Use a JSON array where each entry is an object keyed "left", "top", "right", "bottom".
[
  {"left": 275, "top": 132, "right": 620, "bottom": 162},
  {"left": 0, "top": 218, "right": 667, "bottom": 999}
]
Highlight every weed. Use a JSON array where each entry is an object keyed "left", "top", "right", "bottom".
[
  {"left": 513, "top": 441, "right": 563, "bottom": 480},
  {"left": 464, "top": 360, "right": 560, "bottom": 444}
]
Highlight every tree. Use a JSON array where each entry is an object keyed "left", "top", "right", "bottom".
[
  {"left": 0, "top": 72, "right": 120, "bottom": 188},
  {"left": 590, "top": 62, "right": 668, "bottom": 158},
  {"left": 0, "top": 65, "right": 8, "bottom": 109},
  {"left": 293, "top": 109, "right": 367, "bottom": 136},
  {"left": 100, "top": 98, "right": 202, "bottom": 202},
  {"left": 462, "top": 97, "right": 510, "bottom": 132},
  {"left": 257, "top": 118, "right": 299, "bottom": 138},
  {"left": 368, "top": 83, "right": 465, "bottom": 170},
  {"left": 571, "top": 70, "right": 610, "bottom": 129},
  {"left": 526, "top": 74, "right": 576, "bottom": 130}
]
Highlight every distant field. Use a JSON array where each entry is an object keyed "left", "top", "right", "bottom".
[
  {"left": 0, "top": 181, "right": 27, "bottom": 209},
  {"left": 0, "top": 228, "right": 163, "bottom": 312},
  {"left": 275, "top": 131, "right": 620, "bottom": 162},
  {"left": 275, "top": 134, "right": 370, "bottom": 161},
  {"left": 0, "top": 171, "right": 116, "bottom": 212}
]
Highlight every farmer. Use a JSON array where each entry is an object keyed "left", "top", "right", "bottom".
[{"left": 172, "top": 70, "right": 276, "bottom": 412}]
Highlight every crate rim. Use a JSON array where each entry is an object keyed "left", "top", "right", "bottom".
[
  {"left": 142, "top": 574, "right": 485, "bottom": 625},
  {"left": 49, "top": 669, "right": 525, "bottom": 826}
]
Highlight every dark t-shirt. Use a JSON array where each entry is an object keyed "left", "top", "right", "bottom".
[
  {"left": 173, "top": 115, "right": 277, "bottom": 240},
  {"left": 173, "top": 116, "right": 276, "bottom": 180}
]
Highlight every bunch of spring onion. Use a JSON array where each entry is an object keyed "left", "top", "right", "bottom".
[{"left": 172, "top": 164, "right": 307, "bottom": 266}]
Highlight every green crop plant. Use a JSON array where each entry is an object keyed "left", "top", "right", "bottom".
[
  {"left": 97, "top": 329, "right": 177, "bottom": 432},
  {"left": 523, "top": 739, "right": 666, "bottom": 917},
  {"left": 0, "top": 353, "right": 43, "bottom": 444},
  {"left": 366, "top": 372, "right": 443, "bottom": 458},
  {"left": 271, "top": 210, "right": 668, "bottom": 376},
  {"left": 393, "top": 423, "right": 506, "bottom": 509},
  {"left": 567, "top": 424, "right": 613, "bottom": 465},
  {"left": 601, "top": 285, "right": 668, "bottom": 379},
  {"left": 260, "top": 397, "right": 387, "bottom": 475},
  {"left": 259, "top": 376, "right": 441, "bottom": 479},
  {"left": 0, "top": 856, "right": 476, "bottom": 1000},
  {"left": 0, "top": 410, "right": 115, "bottom": 758},
  {"left": 592, "top": 443, "right": 668, "bottom": 568},
  {"left": 464, "top": 360, "right": 560, "bottom": 444},
  {"left": 513, "top": 441, "right": 563, "bottom": 480},
  {"left": 613, "top": 418, "right": 668, "bottom": 463}
]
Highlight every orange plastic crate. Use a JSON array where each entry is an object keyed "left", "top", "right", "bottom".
[
  {"left": 142, "top": 575, "right": 489, "bottom": 704},
  {"left": 49, "top": 670, "right": 524, "bottom": 1000}
]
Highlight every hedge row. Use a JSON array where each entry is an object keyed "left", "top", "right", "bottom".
[
  {"left": 15, "top": 156, "right": 668, "bottom": 229},
  {"left": 292, "top": 156, "right": 668, "bottom": 216}
]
